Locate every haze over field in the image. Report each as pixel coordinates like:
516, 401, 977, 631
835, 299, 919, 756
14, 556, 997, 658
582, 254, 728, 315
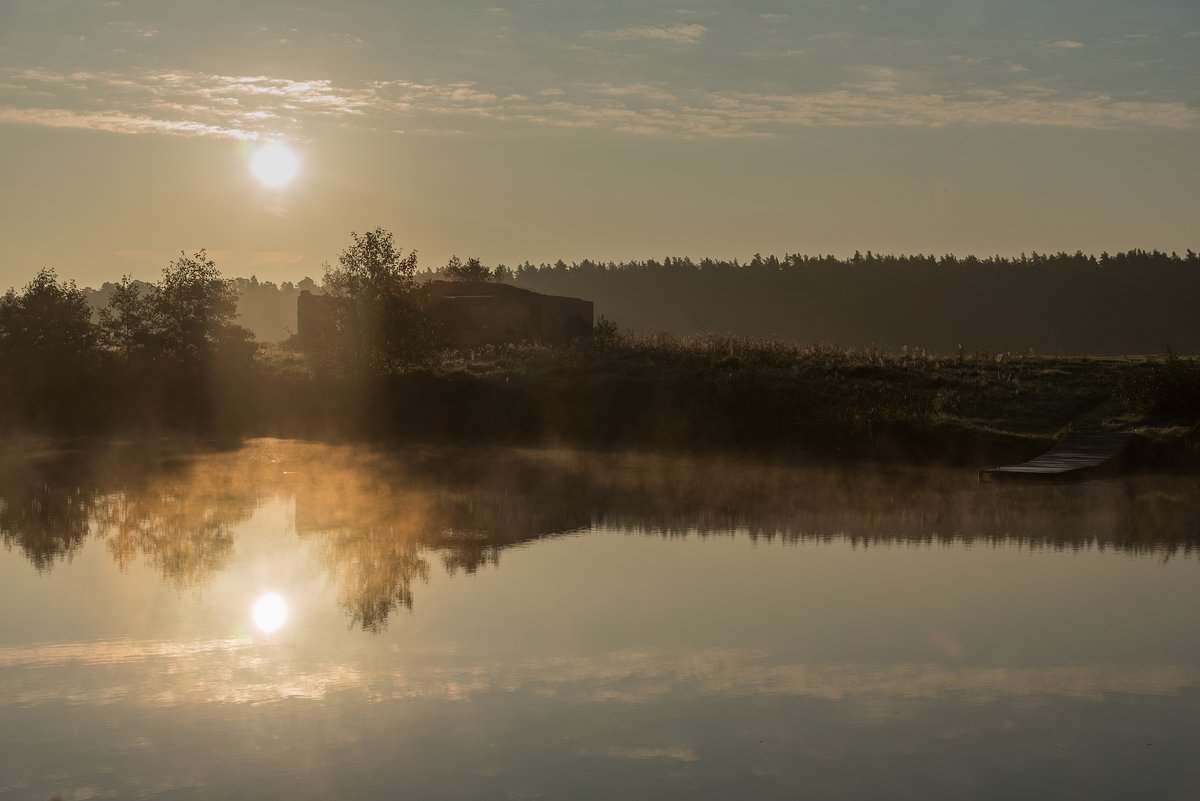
2, 0, 1199, 287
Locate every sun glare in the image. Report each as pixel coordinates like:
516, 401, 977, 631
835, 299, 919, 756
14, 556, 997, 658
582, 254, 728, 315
252, 592, 289, 633
250, 142, 299, 188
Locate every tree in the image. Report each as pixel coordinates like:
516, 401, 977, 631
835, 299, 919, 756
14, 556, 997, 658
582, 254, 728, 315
443, 255, 493, 282
324, 228, 419, 299
100, 250, 256, 369
0, 269, 97, 360
0, 269, 104, 429
318, 228, 433, 375
100, 277, 158, 357
157, 250, 254, 363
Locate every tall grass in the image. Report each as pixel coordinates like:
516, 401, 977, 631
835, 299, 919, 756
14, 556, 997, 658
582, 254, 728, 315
3, 322, 1196, 464
331, 332, 1146, 461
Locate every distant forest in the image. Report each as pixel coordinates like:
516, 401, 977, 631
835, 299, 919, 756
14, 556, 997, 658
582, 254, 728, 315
84, 249, 1198, 354
85, 276, 320, 343
512, 250, 1200, 354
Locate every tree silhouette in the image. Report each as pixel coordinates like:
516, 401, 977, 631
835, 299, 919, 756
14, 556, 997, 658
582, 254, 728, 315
443, 255, 493, 282
157, 250, 254, 363
0, 269, 103, 429
0, 269, 97, 358
99, 250, 255, 369
316, 228, 434, 375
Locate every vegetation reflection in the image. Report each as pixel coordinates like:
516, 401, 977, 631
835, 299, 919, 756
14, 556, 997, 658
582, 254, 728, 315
1, 441, 1197, 631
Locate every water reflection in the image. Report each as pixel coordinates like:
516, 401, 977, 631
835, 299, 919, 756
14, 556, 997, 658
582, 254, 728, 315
2, 441, 1200, 800
252, 593, 288, 632
1, 439, 1198, 631
0, 445, 245, 586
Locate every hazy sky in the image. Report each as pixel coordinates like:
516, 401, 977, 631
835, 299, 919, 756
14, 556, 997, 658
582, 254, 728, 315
1, 0, 1197, 287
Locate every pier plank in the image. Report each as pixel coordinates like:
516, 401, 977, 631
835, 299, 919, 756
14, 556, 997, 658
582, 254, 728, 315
980, 433, 1131, 483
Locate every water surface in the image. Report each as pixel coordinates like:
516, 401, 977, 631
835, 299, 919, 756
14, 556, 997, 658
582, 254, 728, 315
1, 440, 1198, 800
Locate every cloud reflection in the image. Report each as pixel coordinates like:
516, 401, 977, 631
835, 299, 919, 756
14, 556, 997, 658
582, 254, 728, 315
0, 639, 1194, 709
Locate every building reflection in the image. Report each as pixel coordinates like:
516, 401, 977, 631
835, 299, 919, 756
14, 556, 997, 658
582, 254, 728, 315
1, 441, 1197, 631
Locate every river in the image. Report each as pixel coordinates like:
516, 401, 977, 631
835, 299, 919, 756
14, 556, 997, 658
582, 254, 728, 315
1, 439, 1197, 799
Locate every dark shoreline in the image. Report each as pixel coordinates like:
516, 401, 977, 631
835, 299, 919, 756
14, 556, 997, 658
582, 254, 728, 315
5, 342, 1198, 473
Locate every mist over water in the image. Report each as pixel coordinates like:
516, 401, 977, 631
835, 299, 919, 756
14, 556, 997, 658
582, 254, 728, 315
1, 440, 1198, 799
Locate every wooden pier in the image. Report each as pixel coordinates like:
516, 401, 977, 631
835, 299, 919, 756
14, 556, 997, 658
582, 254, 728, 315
979, 433, 1132, 483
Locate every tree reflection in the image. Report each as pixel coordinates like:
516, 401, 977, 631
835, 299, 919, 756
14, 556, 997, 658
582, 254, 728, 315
291, 465, 432, 630
0, 441, 1197, 631
286, 447, 591, 630
94, 453, 257, 588
0, 455, 92, 570
0, 445, 250, 588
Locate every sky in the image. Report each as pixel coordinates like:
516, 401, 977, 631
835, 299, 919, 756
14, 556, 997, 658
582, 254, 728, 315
1, 0, 1198, 288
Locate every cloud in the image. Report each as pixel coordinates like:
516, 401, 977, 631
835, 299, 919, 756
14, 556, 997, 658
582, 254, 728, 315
686, 88, 1200, 134
945, 56, 1028, 75
326, 32, 367, 48
846, 65, 901, 93
0, 68, 378, 141
442, 85, 1200, 137
103, 20, 159, 38
587, 23, 708, 45
1047, 40, 1085, 49
810, 31, 855, 42
0, 106, 258, 140
743, 48, 807, 61
589, 82, 680, 103
586, 745, 699, 763
2, 66, 1197, 144
1107, 32, 1159, 46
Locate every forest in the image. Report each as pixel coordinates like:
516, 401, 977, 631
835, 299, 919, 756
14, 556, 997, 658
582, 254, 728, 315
512, 249, 1200, 354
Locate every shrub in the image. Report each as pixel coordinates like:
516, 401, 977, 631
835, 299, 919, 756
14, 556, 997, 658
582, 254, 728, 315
1117, 349, 1200, 421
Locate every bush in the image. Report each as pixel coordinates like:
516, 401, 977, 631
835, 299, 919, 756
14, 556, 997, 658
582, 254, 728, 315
1117, 350, 1200, 421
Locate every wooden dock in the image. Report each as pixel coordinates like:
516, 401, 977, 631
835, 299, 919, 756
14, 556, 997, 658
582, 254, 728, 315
979, 433, 1132, 483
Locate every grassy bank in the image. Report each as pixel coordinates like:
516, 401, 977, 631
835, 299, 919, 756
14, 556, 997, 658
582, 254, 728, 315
242, 335, 1199, 468
3, 321, 1197, 467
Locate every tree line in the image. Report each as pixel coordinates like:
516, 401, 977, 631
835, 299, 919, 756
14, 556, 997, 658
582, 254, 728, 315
0, 228, 439, 433
80, 251, 509, 343
81, 247, 1199, 354
508, 249, 1200, 354
0, 250, 257, 431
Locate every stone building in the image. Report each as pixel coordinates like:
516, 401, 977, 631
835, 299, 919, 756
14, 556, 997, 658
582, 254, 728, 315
297, 281, 593, 348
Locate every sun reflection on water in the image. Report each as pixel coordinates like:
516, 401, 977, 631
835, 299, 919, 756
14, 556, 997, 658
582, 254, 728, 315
252, 593, 288, 633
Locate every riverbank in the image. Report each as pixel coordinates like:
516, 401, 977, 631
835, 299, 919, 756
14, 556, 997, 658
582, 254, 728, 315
247, 337, 1199, 468
3, 334, 1197, 468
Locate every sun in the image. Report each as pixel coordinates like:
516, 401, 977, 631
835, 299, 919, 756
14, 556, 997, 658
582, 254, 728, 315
249, 142, 299, 188
252, 592, 289, 633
